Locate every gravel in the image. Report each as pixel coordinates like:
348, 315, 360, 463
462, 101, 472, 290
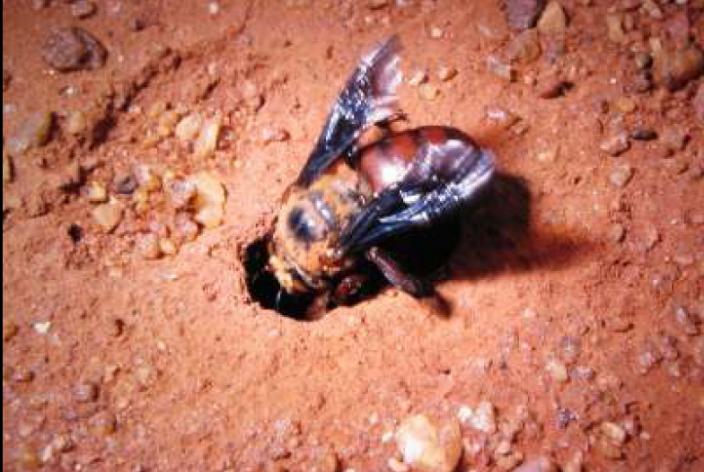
395, 414, 462, 472
537, 1, 567, 35
600, 132, 630, 156
609, 164, 634, 188
505, 0, 546, 30
6, 111, 54, 156
42, 28, 107, 72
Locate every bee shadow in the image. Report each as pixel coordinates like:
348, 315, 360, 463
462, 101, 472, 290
449, 172, 590, 283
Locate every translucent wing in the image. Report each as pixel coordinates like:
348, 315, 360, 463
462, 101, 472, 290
296, 36, 403, 187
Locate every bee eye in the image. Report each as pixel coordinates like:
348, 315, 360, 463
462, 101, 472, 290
288, 207, 325, 243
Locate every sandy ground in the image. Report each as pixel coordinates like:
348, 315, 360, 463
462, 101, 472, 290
3, 0, 704, 471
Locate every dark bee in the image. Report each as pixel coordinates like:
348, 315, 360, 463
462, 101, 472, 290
248, 36, 495, 317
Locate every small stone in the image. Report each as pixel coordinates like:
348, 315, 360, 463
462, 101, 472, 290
71, 1, 97, 19
608, 223, 626, 243
166, 179, 197, 209
437, 65, 457, 82
159, 238, 178, 256
134, 165, 161, 192
65, 110, 87, 135
630, 128, 657, 141
190, 171, 226, 228
260, 127, 290, 144
634, 52, 652, 70
674, 306, 699, 336
470, 401, 497, 433
600, 132, 630, 156
538, 78, 570, 98
92, 200, 124, 233
642, 0, 663, 19
514, 457, 559, 472
506, 29, 542, 64
207, 1, 220, 15
419, 83, 439, 100
545, 358, 569, 383
173, 212, 200, 243
536, 147, 558, 163
609, 164, 634, 188
136, 233, 161, 260
89, 411, 117, 437
657, 43, 704, 91
42, 27, 107, 72
487, 55, 514, 81
506, 0, 546, 31
595, 436, 623, 460
606, 14, 625, 43
85, 181, 108, 203
193, 114, 222, 159
113, 173, 138, 195
407, 69, 428, 86
537, 1, 567, 35
33, 321, 52, 334
613, 96, 636, 114
485, 105, 520, 128
6, 111, 54, 156
600, 421, 627, 445
429, 26, 444, 39
156, 109, 180, 138
660, 126, 688, 153
395, 414, 462, 472
73, 382, 99, 403
643, 227, 660, 250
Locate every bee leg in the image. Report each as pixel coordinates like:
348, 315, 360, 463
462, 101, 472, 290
332, 273, 370, 306
366, 246, 432, 297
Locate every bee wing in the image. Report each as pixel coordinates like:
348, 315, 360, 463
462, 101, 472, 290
296, 36, 403, 187
337, 141, 496, 254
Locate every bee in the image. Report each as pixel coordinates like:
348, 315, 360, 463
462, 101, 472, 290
247, 36, 495, 317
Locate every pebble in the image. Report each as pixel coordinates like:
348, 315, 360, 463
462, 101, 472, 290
167, 179, 197, 209
71, 0, 97, 19
609, 164, 634, 188
505, 0, 546, 30
536, 147, 558, 163
260, 127, 290, 144
73, 382, 99, 403
600, 421, 627, 445
657, 43, 704, 91
395, 414, 462, 472
606, 14, 625, 43
159, 238, 178, 256
673, 306, 699, 336
89, 411, 117, 437
487, 55, 514, 81
33, 320, 52, 334
607, 223, 626, 243
136, 233, 161, 260
65, 110, 88, 135
92, 200, 124, 232
659, 126, 688, 153
600, 132, 630, 156
407, 69, 428, 86
173, 212, 200, 243
113, 173, 138, 195
437, 65, 457, 82
506, 29, 542, 64
419, 83, 439, 100
469, 401, 497, 433
193, 114, 222, 159
630, 128, 657, 141
85, 181, 108, 203
634, 52, 652, 70
643, 227, 660, 250
642, 0, 663, 19
41, 27, 107, 72
537, 1, 567, 35
514, 457, 559, 472
190, 171, 226, 228
595, 436, 623, 460
429, 26, 444, 39
545, 358, 569, 383
6, 111, 54, 156
613, 96, 636, 114
134, 165, 161, 192
538, 78, 570, 98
